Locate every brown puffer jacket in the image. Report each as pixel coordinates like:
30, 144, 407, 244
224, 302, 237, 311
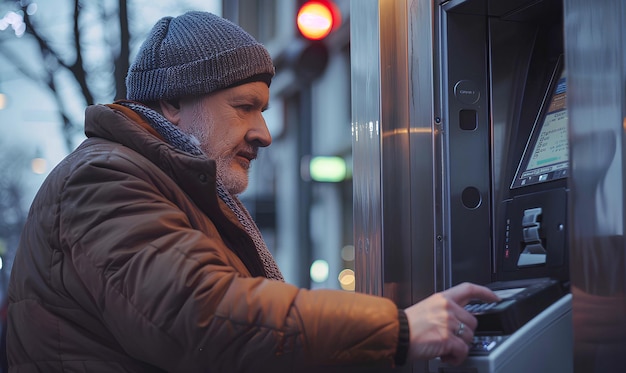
7, 104, 402, 372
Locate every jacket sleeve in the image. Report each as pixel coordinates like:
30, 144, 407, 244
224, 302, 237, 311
59, 146, 401, 373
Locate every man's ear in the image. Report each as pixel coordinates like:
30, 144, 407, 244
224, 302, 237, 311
159, 99, 181, 125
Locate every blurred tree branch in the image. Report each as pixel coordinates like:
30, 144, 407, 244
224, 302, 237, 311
0, 0, 130, 152
0, 141, 29, 275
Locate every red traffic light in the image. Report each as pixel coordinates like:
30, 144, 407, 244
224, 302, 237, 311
297, 1, 342, 40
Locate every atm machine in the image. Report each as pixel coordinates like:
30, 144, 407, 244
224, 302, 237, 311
429, 2, 573, 371
351, 0, 582, 372
429, 1, 573, 371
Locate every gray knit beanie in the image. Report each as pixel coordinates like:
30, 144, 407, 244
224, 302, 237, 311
126, 11, 275, 102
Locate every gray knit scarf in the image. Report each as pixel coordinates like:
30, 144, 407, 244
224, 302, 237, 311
120, 101, 284, 282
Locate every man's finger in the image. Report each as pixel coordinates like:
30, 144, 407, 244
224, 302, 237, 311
443, 282, 500, 306
439, 337, 470, 366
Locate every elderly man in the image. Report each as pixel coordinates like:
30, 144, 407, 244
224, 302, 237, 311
7, 11, 498, 372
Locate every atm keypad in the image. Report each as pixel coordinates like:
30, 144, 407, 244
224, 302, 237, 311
465, 302, 497, 313
464, 299, 515, 314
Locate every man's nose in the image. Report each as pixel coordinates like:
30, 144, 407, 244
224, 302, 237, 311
247, 116, 272, 147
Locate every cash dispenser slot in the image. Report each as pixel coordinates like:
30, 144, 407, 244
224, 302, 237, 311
500, 188, 568, 282
518, 207, 548, 267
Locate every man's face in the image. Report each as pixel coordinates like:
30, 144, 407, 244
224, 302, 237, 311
177, 81, 272, 195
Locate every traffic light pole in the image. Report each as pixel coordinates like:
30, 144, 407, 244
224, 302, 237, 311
296, 84, 314, 288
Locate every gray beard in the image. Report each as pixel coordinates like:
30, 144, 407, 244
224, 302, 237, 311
186, 134, 249, 196
215, 155, 249, 195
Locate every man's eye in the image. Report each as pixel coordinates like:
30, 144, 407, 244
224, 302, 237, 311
238, 105, 255, 112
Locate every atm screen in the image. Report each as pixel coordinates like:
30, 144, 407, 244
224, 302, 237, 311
511, 67, 567, 189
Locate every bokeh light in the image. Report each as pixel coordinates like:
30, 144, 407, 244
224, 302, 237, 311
338, 269, 355, 291
310, 259, 329, 283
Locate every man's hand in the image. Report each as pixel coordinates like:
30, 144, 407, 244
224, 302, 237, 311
404, 282, 500, 366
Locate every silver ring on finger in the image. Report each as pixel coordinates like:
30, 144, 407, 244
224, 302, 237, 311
455, 321, 465, 337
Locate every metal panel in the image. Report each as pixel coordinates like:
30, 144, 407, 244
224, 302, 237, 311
351, 0, 438, 308
407, 0, 438, 302
440, 8, 492, 287
351, 0, 384, 297
564, 0, 626, 370
379, 0, 412, 307
352, 1, 438, 371
378, 0, 413, 309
